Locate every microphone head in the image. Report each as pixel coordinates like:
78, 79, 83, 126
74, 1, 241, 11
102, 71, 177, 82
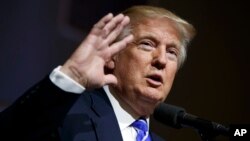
153, 103, 185, 129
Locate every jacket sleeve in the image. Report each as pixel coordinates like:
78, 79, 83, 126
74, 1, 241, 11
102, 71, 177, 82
0, 76, 81, 141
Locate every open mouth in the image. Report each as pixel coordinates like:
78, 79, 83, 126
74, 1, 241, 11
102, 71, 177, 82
146, 74, 163, 87
148, 75, 163, 83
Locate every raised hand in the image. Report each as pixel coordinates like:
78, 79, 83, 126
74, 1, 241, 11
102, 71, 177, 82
60, 13, 133, 89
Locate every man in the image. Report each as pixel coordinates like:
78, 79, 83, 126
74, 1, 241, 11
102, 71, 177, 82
0, 5, 195, 141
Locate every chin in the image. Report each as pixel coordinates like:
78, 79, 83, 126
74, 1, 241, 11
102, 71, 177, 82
142, 87, 165, 103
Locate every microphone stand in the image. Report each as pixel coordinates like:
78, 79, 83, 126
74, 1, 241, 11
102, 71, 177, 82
153, 103, 230, 141
180, 113, 230, 141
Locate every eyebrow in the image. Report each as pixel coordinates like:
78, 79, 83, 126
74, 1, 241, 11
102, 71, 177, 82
134, 32, 159, 43
135, 33, 181, 49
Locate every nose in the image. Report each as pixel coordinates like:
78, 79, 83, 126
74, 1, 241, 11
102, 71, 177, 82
152, 47, 167, 70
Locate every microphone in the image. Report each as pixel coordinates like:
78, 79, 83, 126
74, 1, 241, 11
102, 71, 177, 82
153, 103, 230, 136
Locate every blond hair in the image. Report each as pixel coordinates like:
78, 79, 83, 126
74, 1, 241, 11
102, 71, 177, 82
120, 5, 196, 68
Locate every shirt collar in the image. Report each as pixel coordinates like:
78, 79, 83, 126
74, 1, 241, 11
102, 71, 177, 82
103, 85, 149, 131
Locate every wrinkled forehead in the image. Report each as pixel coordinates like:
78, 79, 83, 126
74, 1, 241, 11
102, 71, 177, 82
131, 17, 182, 46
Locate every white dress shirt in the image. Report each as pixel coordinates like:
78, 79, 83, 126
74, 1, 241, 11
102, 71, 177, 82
49, 66, 150, 141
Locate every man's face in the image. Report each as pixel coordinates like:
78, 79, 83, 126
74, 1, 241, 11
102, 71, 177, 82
111, 17, 181, 116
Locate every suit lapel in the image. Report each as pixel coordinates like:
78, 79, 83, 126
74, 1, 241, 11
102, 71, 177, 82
86, 88, 165, 141
89, 88, 123, 141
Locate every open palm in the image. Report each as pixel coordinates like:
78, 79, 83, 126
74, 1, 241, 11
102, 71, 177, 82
61, 13, 133, 89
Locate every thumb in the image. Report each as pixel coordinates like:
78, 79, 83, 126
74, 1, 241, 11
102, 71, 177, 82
104, 74, 118, 85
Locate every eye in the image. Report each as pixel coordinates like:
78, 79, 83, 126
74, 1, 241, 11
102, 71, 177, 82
137, 39, 155, 51
166, 47, 178, 60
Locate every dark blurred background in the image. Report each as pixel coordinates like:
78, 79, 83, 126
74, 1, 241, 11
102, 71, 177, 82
0, 0, 249, 141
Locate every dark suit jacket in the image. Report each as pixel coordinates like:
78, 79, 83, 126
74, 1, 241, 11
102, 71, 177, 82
0, 76, 165, 141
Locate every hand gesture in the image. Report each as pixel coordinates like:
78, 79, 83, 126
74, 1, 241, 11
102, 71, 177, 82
61, 13, 133, 89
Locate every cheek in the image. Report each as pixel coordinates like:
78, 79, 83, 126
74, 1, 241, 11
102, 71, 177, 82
115, 50, 151, 80
115, 60, 145, 85
113, 57, 138, 87
163, 63, 178, 89
168, 68, 177, 81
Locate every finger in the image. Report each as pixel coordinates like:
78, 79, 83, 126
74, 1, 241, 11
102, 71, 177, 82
102, 14, 125, 38
104, 74, 118, 85
105, 60, 115, 69
109, 34, 134, 56
93, 13, 113, 29
105, 16, 130, 44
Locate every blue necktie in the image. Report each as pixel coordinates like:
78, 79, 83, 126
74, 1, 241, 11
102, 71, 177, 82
131, 118, 151, 141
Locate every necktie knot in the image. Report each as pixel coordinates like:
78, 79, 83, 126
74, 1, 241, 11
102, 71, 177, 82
131, 118, 148, 132
131, 118, 151, 141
